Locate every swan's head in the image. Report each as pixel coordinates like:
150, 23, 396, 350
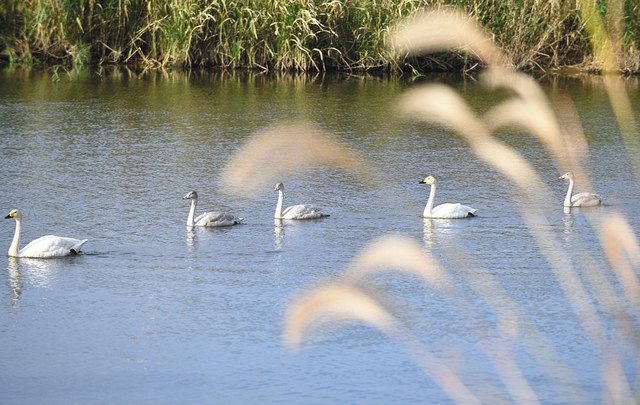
274, 182, 284, 191
183, 191, 198, 200
559, 172, 574, 180
4, 209, 20, 220
419, 176, 436, 185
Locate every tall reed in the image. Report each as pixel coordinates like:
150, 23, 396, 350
218, 121, 376, 198
275, 6, 640, 404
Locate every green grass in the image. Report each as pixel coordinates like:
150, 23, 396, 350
0, 0, 639, 73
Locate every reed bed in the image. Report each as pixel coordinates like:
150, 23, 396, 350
1, 0, 639, 73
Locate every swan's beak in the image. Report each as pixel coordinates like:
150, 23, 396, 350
4, 214, 11, 219
418, 180, 425, 184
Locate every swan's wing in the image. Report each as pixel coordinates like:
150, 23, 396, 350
20, 235, 87, 258
431, 203, 477, 219
195, 211, 243, 226
282, 204, 328, 220
571, 192, 602, 207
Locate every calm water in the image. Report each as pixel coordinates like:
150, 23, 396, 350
0, 70, 638, 404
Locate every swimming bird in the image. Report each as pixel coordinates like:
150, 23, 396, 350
183, 191, 243, 227
419, 176, 477, 219
4, 209, 88, 258
559, 172, 602, 207
274, 182, 329, 220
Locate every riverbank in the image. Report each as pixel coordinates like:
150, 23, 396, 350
1, 1, 639, 74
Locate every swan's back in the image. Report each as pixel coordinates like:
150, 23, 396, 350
571, 192, 602, 207
429, 203, 477, 219
194, 211, 243, 227
282, 204, 328, 220
19, 235, 88, 258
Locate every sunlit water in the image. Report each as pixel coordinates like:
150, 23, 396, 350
0, 70, 638, 403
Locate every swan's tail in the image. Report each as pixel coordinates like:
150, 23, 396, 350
236, 218, 244, 224
70, 239, 88, 255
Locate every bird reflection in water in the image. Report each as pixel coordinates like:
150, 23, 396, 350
423, 218, 459, 251
562, 206, 574, 241
274, 219, 285, 251
185, 228, 197, 252
422, 218, 436, 247
7, 257, 22, 307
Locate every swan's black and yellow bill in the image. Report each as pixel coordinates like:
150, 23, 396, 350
4, 214, 10, 219
418, 180, 426, 184
5, 209, 17, 219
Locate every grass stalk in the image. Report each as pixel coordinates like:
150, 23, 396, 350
0, 1, 638, 73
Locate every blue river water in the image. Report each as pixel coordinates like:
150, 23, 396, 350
0, 70, 638, 403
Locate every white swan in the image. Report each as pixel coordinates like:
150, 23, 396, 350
274, 182, 329, 220
559, 172, 602, 207
419, 176, 477, 219
4, 209, 88, 258
183, 191, 243, 227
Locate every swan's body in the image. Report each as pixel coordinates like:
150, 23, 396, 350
419, 176, 477, 219
183, 191, 243, 227
5, 209, 87, 258
274, 182, 328, 220
559, 172, 602, 207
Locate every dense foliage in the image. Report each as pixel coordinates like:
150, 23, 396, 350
1, 0, 638, 73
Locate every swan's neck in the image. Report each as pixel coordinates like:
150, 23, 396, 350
275, 190, 284, 219
187, 199, 197, 227
8, 218, 21, 257
423, 183, 436, 217
563, 178, 574, 207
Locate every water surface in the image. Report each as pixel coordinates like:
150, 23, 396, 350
0, 70, 638, 403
